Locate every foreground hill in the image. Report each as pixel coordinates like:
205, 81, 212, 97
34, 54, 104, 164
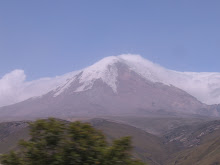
0, 121, 29, 153
105, 116, 212, 135
89, 118, 169, 165
164, 120, 220, 165
0, 118, 167, 165
1, 117, 220, 165
167, 136, 220, 165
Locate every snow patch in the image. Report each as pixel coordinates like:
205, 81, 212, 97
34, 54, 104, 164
75, 56, 119, 93
53, 78, 75, 97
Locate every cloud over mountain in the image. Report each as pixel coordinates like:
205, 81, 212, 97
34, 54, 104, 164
0, 69, 74, 107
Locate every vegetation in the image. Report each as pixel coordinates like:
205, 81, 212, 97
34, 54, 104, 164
0, 118, 145, 165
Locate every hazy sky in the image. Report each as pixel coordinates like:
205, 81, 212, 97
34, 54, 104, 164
1, 0, 220, 80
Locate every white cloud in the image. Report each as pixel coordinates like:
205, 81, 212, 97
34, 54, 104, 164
0, 70, 26, 106
0, 69, 76, 107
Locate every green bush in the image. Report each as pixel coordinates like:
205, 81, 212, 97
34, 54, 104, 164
0, 118, 145, 165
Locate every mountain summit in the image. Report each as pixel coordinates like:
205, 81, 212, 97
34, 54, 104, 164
0, 54, 220, 120
53, 55, 166, 96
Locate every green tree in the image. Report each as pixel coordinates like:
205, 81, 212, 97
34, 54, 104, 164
0, 118, 145, 165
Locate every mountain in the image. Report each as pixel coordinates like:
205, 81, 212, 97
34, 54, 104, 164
2, 54, 220, 108
0, 55, 219, 120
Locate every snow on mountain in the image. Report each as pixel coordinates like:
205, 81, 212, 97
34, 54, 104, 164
119, 55, 220, 105
53, 56, 119, 96
1, 54, 220, 107
52, 54, 220, 105
75, 56, 119, 93
52, 55, 163, 97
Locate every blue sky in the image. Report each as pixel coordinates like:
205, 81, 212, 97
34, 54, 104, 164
0, 0, 220, 80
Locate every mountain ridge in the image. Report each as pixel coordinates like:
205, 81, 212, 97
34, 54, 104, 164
2, 54, 220, 107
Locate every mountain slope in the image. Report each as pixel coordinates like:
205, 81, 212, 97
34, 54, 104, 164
89, 118, 170, 165
104, 116, 212, 136
0, 121, 29, 153
165, 120, 220, 165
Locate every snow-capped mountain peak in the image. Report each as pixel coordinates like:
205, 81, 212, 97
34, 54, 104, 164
2, 54, 220, 107
1, 54, 220, 120
53, 54, 167, 96
75, 56, 120, 93
53, 56, 120, 96
52, 54, 220, 105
